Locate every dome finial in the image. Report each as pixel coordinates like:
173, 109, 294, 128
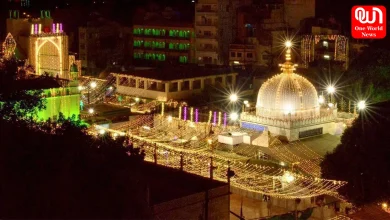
280, 40, 296, 74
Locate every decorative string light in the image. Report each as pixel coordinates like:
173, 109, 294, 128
161, 102, 164, 116
190, 107, 194, 122
208, 111, 212, 124
90, 115, 347, 199
2, 33, 16, 59
218, 112, 222, 126
183, 106, 187, 121
195, 109, 199, 123
179, 106, 182, 120
213, 111, 217, 125
223, 112, 227, 127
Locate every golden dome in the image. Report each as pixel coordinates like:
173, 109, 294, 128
256, 48, 319, 119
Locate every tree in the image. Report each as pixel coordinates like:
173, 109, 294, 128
344, 48, 390, 103
0, 59, 47, 121
321, 101, 390, 205
0, 116, 150, 219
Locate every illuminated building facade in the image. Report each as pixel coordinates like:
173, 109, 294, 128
240, 46, 340, 142
28, 23, 70, 79
132, 24, 195, 64
300, 26, 349, 69
6, 10, 53, 59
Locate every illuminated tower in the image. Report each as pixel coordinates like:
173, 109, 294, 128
28, 23, 70, 79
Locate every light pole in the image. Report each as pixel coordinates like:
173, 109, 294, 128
326, 85, 335, 104
357, 100, 366, 111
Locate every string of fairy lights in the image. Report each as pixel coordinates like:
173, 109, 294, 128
90, 108, 347, 199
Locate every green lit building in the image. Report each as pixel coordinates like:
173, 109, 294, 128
132, 22, 195, 64
37, 85, 80, 121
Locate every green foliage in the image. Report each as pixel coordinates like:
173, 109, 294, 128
0, 116, 149, 218
344, 48, 390, 103
321, 101, 390, 205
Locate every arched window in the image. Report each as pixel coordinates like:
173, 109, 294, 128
169, 43, 174, 49
179, 43, 184, 50
169, 30, 175, 37
179, 31, 184, 37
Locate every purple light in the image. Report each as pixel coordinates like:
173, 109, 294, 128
223, 112, 227, 126
213, 111, 217, 125
195, 109, 199, 123
35, 24, 38, 34
184, 107, 187, 121
60, 23, 63, 33
52, 23, 55, 33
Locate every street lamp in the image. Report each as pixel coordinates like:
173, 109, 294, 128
90, 81, 97, 89
230, 112, 239, 121
326, 85, 336, 103
358, 100, 366, 110
229, 93, 238, 102
285, 41, 292, 48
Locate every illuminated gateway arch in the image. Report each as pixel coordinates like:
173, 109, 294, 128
28, 23, 69, 79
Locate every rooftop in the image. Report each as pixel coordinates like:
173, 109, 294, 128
112, 64, 237, 81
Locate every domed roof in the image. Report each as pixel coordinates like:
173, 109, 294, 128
256, 49, 319, 119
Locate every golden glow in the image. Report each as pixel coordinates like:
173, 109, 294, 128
230, 112, 239, 121
358, 100, 366, 110
327, 85, 336, 94
90, 115, 347, 199
229, 94, 238, 102
285, 41, 292, 48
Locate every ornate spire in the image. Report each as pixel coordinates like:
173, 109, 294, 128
280, 41, 297, 74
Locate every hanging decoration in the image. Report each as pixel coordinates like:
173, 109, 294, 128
190, 107, 194, 122
183, 106, 187, 121
195, 109, 199, 123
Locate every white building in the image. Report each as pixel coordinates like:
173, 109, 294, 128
194, 0, 238, 65
240, 43, 340, 142
113, 65, 237, 101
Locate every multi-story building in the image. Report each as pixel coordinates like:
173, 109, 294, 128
6, 10, 53, 58
300, 19, 349, 69
229, 0, 315, 67
132, 22, 195, 64
78, 17, 132, 75
194, 0, 238, 65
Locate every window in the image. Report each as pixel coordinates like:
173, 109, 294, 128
323, 41, 329, 48
247, 53, 253, 58
179, 56, 188, 63
237, 52, 242, 58
230, 52, 236, 57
